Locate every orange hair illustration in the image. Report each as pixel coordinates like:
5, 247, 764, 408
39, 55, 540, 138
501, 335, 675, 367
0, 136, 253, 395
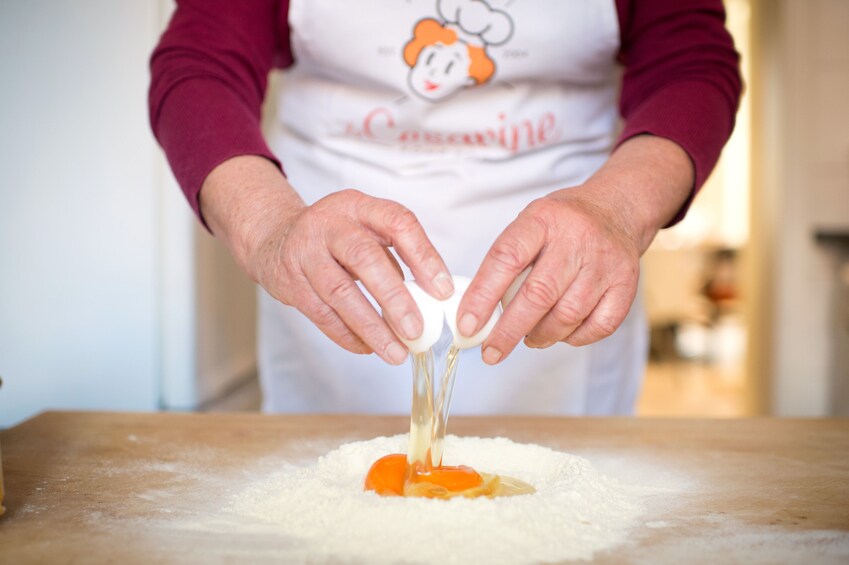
403, 19, 495, 85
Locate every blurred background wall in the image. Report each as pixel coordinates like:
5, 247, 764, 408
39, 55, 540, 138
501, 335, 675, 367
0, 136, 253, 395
0, 0, 257, 426
755, 0, 849, 416
1, 0, 847, 427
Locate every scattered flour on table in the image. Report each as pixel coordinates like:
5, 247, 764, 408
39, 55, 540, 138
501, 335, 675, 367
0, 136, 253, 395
225, 435, 643, 564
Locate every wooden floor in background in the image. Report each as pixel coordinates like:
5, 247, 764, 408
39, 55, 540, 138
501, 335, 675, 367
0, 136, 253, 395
638, 361, 747, 417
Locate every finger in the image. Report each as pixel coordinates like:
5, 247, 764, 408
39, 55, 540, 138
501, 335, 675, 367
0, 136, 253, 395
524, 269, 606, 348
292, 285, 372, 355
358, 198, 454, 300
328, 227, 423, 342
304, 255, 409, 365
384, 248, 404, 278
563, 281, 637, 347
479, 247, 580, 364
348, 248, 404, 281
456, 209, 548, 340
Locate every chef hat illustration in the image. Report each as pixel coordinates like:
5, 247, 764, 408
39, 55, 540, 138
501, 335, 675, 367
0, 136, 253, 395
437, 0, 514, 47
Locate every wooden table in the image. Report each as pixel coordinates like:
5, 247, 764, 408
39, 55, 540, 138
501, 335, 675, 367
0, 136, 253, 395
1, 412, 848, 563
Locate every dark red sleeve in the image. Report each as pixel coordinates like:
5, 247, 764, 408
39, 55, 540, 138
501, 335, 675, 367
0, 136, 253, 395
148, 0, 293, 227
615, 0, 742, 226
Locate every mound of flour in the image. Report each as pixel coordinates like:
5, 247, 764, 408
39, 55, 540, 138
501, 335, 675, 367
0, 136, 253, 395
226, 435, 643, 564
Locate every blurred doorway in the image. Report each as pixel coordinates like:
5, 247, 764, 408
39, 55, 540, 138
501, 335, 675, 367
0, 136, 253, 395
638, 0, 753, 417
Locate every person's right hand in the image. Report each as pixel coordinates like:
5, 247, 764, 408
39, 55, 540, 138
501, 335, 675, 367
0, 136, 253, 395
200, 157, 454, 366
252, 189, 455, 364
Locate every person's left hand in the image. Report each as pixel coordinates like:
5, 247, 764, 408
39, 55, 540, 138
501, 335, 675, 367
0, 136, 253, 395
454, 135, 694, 364
454, 183, 641, 364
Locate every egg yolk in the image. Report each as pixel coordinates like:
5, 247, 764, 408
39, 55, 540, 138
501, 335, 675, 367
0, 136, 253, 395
364, 453, 485, 498
363, 453, 408, 496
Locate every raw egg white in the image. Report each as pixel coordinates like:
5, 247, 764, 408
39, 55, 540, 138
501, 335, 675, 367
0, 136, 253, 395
371, 276, 536, 499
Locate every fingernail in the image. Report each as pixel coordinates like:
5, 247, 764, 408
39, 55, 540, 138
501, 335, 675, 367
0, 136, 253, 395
433, 272, 454, 298
400, 313, 421, 340
386, 342, 408, 365
483, 346, 502, 365
458, 313, 478, 337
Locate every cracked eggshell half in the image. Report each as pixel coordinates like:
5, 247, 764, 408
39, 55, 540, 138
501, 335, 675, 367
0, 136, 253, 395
444, 275, 501, 349
399, 280, 445, 354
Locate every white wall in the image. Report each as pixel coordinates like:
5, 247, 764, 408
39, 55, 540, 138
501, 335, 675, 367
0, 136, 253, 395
765, 0, 849, 415
0, 1, 262, 426
0, 1, 164, 426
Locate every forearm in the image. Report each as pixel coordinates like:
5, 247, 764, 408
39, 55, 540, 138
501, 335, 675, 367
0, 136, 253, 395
553, 134, 694, 254
149, 1, 286, 224
614, 0, 740, 227
199, 155, 305, 280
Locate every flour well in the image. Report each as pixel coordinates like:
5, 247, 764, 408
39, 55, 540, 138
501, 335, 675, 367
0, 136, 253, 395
227, 435, 643, 564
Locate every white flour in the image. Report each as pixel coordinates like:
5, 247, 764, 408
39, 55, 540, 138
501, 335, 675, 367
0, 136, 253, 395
226, 435, 643, 564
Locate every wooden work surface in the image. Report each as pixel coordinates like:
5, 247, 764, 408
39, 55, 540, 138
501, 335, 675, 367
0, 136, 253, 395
1, 412, 848, 563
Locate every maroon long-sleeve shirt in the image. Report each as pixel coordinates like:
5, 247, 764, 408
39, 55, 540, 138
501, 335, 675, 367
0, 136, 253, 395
149, 0, 741, 227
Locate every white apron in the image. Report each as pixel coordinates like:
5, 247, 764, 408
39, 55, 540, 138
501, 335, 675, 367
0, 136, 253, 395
260, 0, 647, 415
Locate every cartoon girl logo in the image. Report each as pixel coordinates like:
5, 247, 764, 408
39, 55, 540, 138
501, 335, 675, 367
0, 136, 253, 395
403, 0, 514, 102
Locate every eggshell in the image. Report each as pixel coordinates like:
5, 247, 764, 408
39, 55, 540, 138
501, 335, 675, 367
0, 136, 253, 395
444, 275, 501, 349
500, 267, 532, 310
398, 280, 445, 354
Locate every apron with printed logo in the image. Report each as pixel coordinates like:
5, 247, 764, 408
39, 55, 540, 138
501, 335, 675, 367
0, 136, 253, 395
260, 0, 647, 415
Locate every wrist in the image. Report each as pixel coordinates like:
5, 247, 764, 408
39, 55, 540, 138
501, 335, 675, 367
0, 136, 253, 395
554, 135, 694, 254
199, 155, 305, 280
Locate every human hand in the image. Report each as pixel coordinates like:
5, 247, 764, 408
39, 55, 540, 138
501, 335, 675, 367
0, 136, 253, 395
455, 135, 694, 364
456, 184, 642, 364
199, 156, 454, 366
246, 188, 454, 365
